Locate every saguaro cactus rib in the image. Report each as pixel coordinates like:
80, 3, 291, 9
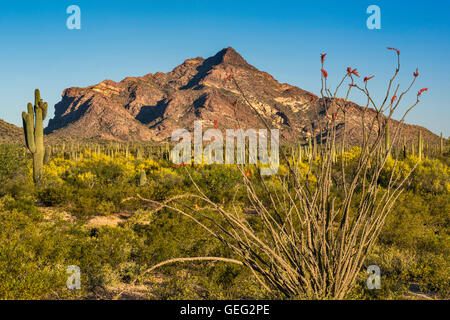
22, 89, 47, 185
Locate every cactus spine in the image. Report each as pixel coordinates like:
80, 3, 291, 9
22, 89, 47, 185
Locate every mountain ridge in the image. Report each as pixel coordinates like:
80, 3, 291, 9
0, 119, 23, 144
44, 47, 440, 145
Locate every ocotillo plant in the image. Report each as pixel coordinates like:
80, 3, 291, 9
22, 89, 48, 185
133, 48, 428, 300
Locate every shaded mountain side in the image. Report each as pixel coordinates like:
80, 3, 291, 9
45, 47, 440, 145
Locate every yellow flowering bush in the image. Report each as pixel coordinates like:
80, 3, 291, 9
44, 158, 75, 184
409, 157, 450, 194
340, 146, 362, 163
44, 152, 161, 186
379, 156, 412, 187
76, 172, 95, 189
136, 159, 159, 174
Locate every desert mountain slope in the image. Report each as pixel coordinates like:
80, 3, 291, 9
0, 119, 23, 144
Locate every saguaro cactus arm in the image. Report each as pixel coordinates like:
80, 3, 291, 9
22, 103, 36, 153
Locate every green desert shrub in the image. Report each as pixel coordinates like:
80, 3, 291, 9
37, 185, 72, 206
0, 143, 30, 198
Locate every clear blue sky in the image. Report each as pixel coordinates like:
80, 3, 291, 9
0, 0, 448, 136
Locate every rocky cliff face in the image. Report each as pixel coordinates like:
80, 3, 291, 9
45, 47, 439, 145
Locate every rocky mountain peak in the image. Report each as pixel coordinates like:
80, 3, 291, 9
44, 48, 440, 145
213, 47, 250, 67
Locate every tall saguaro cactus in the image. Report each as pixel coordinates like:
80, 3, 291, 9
22, 89, 47, 185
418, 131, 423, 161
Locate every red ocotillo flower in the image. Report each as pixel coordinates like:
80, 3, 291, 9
321, 53, 327, 64
364, 75, 375, 83
321, 69, 328, 78
226, 74, 233, 80
391, 95, 397, 104
347, 67, 360, 77
413, 68, 419, 78
214, 120, 218, 129
387, 47, 400, 55
417, 88, 428, 96
310, 93, 318, 101
245, 169, 250, 178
